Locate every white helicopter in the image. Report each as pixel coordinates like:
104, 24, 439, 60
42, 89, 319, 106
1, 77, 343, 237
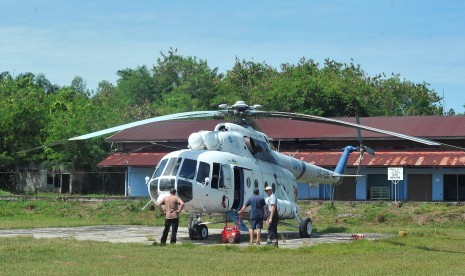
70, 101, 463, 240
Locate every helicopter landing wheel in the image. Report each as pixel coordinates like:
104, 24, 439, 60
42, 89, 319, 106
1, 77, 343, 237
299, 217, 313, 238
197, 224, 209, 240
188, 214, 198, 240
188, 228, 198, 240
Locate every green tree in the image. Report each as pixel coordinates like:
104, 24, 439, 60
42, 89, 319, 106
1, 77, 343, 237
152, 48, 222, 113
116, 65, 156, 106
0, 73, 50, 170
217, 58, 278, 108
44, 82, 108, 171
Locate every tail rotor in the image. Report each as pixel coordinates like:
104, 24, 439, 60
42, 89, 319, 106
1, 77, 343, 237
355, 114, 375, 182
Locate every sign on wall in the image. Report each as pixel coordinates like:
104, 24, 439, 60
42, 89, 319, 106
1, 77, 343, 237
388, 167, 403, 181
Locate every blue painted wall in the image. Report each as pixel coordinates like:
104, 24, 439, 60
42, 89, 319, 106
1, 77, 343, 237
127, 167, 153, 197
356, 176, 367, 200
432, 172, 444, 201
297, 183, 320, 199
391, 179, 406, 201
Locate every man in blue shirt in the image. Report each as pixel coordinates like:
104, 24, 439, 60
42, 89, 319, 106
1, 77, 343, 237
238, 188, 266, 245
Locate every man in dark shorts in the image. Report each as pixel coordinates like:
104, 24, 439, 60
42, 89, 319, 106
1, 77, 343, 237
238, 188, 266, 245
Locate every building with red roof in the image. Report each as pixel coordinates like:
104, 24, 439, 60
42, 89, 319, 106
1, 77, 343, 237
98, 116, 465, 202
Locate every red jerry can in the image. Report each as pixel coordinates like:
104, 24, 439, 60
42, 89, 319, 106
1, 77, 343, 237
221, 225, 241, 244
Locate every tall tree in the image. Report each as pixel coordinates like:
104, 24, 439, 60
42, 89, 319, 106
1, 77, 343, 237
44, 84, 108, 171
0, 73, 50, 170
152, 48, 221, 113
217, 58, 278, 107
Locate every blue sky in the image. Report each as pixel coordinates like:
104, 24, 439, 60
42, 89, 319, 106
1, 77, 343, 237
1, 0, 464, 113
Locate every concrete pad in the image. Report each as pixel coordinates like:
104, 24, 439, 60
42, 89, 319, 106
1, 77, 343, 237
0, 225, 391, 249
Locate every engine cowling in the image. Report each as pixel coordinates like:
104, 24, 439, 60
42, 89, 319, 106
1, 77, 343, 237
188, 131, 220, 150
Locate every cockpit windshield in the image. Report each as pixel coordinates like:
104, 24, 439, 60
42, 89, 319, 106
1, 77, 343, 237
162, 157, 182, 177
152, 158, 168, 179
179, 158, 197, 179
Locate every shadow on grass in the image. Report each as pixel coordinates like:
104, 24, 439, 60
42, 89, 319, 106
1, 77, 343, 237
386, 239, 465, 254
414, 245, 465, 254
317, 226, 347, 233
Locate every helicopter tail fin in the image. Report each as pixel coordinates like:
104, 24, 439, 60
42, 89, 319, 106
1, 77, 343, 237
334, 146, 358, 174
226, 210, 248, 231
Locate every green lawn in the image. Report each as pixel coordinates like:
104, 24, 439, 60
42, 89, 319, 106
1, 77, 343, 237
1, 234, 465, 275
1, 198, 465, 275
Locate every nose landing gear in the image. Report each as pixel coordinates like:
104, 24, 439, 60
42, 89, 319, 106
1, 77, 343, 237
188, 214, 209, 240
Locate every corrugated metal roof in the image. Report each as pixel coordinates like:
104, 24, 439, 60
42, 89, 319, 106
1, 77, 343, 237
258, 116, 465, 140
97, 152, 166, 167
98, 150, 465, 167
107, 120, 223, 142
105, 116, 465, 142
284, 150, 465, 167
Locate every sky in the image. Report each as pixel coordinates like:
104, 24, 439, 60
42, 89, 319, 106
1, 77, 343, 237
1, 0, 464, 113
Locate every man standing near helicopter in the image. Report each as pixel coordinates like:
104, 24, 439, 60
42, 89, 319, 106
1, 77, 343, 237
157, 188, 185, 245
238, 188, 266, 245
265, 186, 279, 246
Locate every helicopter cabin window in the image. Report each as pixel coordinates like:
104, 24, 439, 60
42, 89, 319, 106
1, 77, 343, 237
246, 177, 251, 188
196, 162, 210, 184
211, 163, 220, 189
162, 157, 182, 177
153, 159, 168, 179
179, 158, 197, 180
218, 164, 232, 189
254, 179, 258, 189
264, 181, 268, 190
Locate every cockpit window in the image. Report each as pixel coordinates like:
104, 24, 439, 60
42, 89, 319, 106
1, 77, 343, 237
162, 157, 182, 177
218, 164, 232, 189
196, 162, 210, 184
179, 158, 197, 180
153, 159, 168, 178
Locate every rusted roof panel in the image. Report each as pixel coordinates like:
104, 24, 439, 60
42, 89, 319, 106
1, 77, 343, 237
281, 150, 465, 167
98, 150, 465, 167
97, 152, 167, 167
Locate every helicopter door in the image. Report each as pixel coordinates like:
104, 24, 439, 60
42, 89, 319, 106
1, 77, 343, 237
211, 163, 234, 209
232, 167, 244, 210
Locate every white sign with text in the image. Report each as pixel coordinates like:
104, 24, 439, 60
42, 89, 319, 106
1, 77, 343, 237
388, 167, 403, 181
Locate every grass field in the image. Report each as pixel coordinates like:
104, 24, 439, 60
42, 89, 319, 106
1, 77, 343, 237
1, 197, 465, 275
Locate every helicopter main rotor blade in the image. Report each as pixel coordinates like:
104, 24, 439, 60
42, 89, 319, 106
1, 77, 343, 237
17, 140, 68, 154
254, 111, 465, 151
69, 110, 224, 141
